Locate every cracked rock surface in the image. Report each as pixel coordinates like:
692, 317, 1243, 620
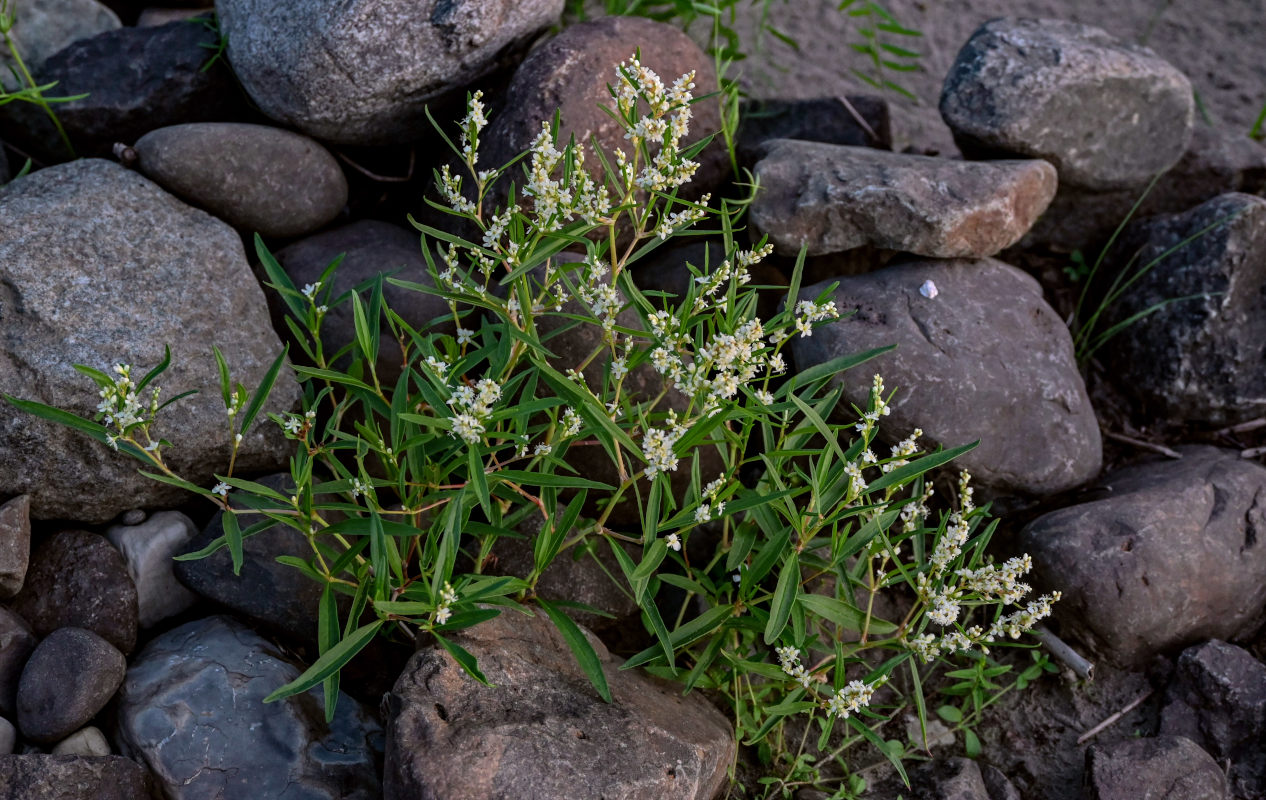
116, 615, 382, 800
791, 257, 1100, 496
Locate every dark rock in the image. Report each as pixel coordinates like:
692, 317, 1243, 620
216, 0, 563, 144
105, 511, 198, 629
0, 159, 300, 522
117, 615, 381, 800
1083, 735, 1226, 800
0, 141, 8, 183
736, 95, 891, 165
1, 18, 252, 160
273, 219, 453, 384
0, 754, 156, 799
12, 530, 138, 654
913, 757, 991, 799
0, 0, 118, 75
1024, 124, 1266, 253
482, 16, 726, 203
1162, 639, 1266, 796
1021, 447, 1266, 668
133, 122, 347, 238
978, 764, 1021, 800
750, 139, 1056, 258
791, 258, 1101, 496
0, 718, 12, 755
383, 609, 734, 800
940, 18, 1193, 191
0, 494, 30, 597
16, 628, 126, 744
50, 726, 110, 757
1102, 192, 1266, 426
174, 474, 323, 644
0, 609, 37, 719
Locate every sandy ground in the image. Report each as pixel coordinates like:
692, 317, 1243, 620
723, 0, 1266, 153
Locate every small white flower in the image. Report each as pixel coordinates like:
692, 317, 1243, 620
666, 533, 682, 551
211, 482, 230, 496
456, 328, 475, 345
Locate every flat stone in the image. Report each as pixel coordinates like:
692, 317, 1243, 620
0, 494, 31, 597
50, 726, 110, 757
117, 615, 381, 800
1020, 447, 1266, 668
12, 530, 137, 654
0, 609, 36, 719
751, 140, 1055, 258
17, 628, 125, 744
1084, 735, 1226, 800
1101, 192, 1266, 426
105, 511, 199, 629
940, 17, 1193, 191
0, 0, 119, 75
384, 610, 734, 800
913, 757, 991, 800
216, 0, 563, 144
736, 95, 891, 165
133, 122, 347, 238
0, 159, 299, 522
791, 258, 1101, 496
0, 755, 154, 799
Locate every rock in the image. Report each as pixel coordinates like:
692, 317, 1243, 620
0, 0, 119, 76
1083, 735, 1226, 800
736, 95, 891, 165
913, 757, 991, 800
0, 159, 300, 522
136, 6, 208, 25
791, 258, 1101, 496
750, 139, 1056, 258
1162, 639, 1266, 796
1024, 125, 1266, 252
16, 628, 126, 744
0, 754, 155, 798
12, 530, 137, 654
133, 123, 347, 238
978, 764, 1021, 800
1021, 447, 1266, 668
117, 615, 381, 800
0, 494, 30, 597
105, 511, 199, 629
174, 474, 324, 644
1101, 192, 1266, 426
0, 609, 36, 719
118, 509, 146, 526
50, 726, 110, 757
481, 16, 726, 202
0, 718, 11, 755
216, 0, 562, 145
0, 140, 8, 183
383, 609, 734, 800
273, 220, 452, 384
940, 18, 1193, 191
0, 17, 251, 160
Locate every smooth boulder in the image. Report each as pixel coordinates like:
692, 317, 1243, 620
940, 18, 1193, 191
1083, 735, 1226, 800
133, 122, 348, 238
16, 628, 126, 744
1020, 447, 1266, 667
791, 258, 1101, 496
384, 610, 734, 800
105, 511, 199, 629
215, 0, 563, 144
0, 159, 299, 522
117, 615, 381, 800
750, 140, 1056, 258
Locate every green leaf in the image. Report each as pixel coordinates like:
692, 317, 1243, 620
936, 704, 963, 723
222, 509, 244, 576
239, 345, 289, 434
865, 441, 977, 494
848, 715, 908, 785
798, 593, 896, 635
433, 633, 493, 686
256, 234, 305, 320
263, 619, 384, 703
622, 603, 733, 670
136, 345, 172, 392
538, 599, 612, 703
764, 554, 800, 644
213, 345, 232, 409
780, 345, 895, 397
492, 470, 614, 491
2, 395, 109, 443
318, 584, 340, 722
964, 728, 981, 758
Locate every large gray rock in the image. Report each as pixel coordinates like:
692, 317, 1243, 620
750, 140, 1056, 258
117, 615, 381, 800
0, 608, 37, 719
0, 494, 30, 598
12, 530, 138, 655
105, 511, 199, 629
0, 754, 156, 799
384, 610, 734, 800
1102, 192, 1266, 426
133, 122, 348, 238
791, 258, 1101, 496
1083, 735, 1226, 800
0, 159, 299, 522
0, 0, 119, 77
215, 0, 563, 144
1021, 447, 1266, 668
940, 18, 1193, 191
16, 628, 126, 744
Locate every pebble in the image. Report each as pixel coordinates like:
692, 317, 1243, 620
16, 627, 126, 744
105, 511, 199, 628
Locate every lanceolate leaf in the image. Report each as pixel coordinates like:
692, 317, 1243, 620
264, 619, 383, 703
538, 599, 612, 703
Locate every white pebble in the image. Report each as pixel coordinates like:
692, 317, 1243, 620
919, 279, 939, 299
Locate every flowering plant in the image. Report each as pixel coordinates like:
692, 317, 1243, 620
6, 56, 1056, 796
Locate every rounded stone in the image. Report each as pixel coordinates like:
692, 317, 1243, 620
51, 725, 111, 756
105, 511, 199, 629
16, 628, 126, 744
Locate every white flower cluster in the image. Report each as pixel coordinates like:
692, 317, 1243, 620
854, 374, 892, 437
615, 56, 699, 192
643, 413, 687, 477
825, 677, 885, 720
446, 378, 502, 445
775, 646, 814, 689
435, 582, 459, 625
95, 364, 164, 452
792, 299, 840, 338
